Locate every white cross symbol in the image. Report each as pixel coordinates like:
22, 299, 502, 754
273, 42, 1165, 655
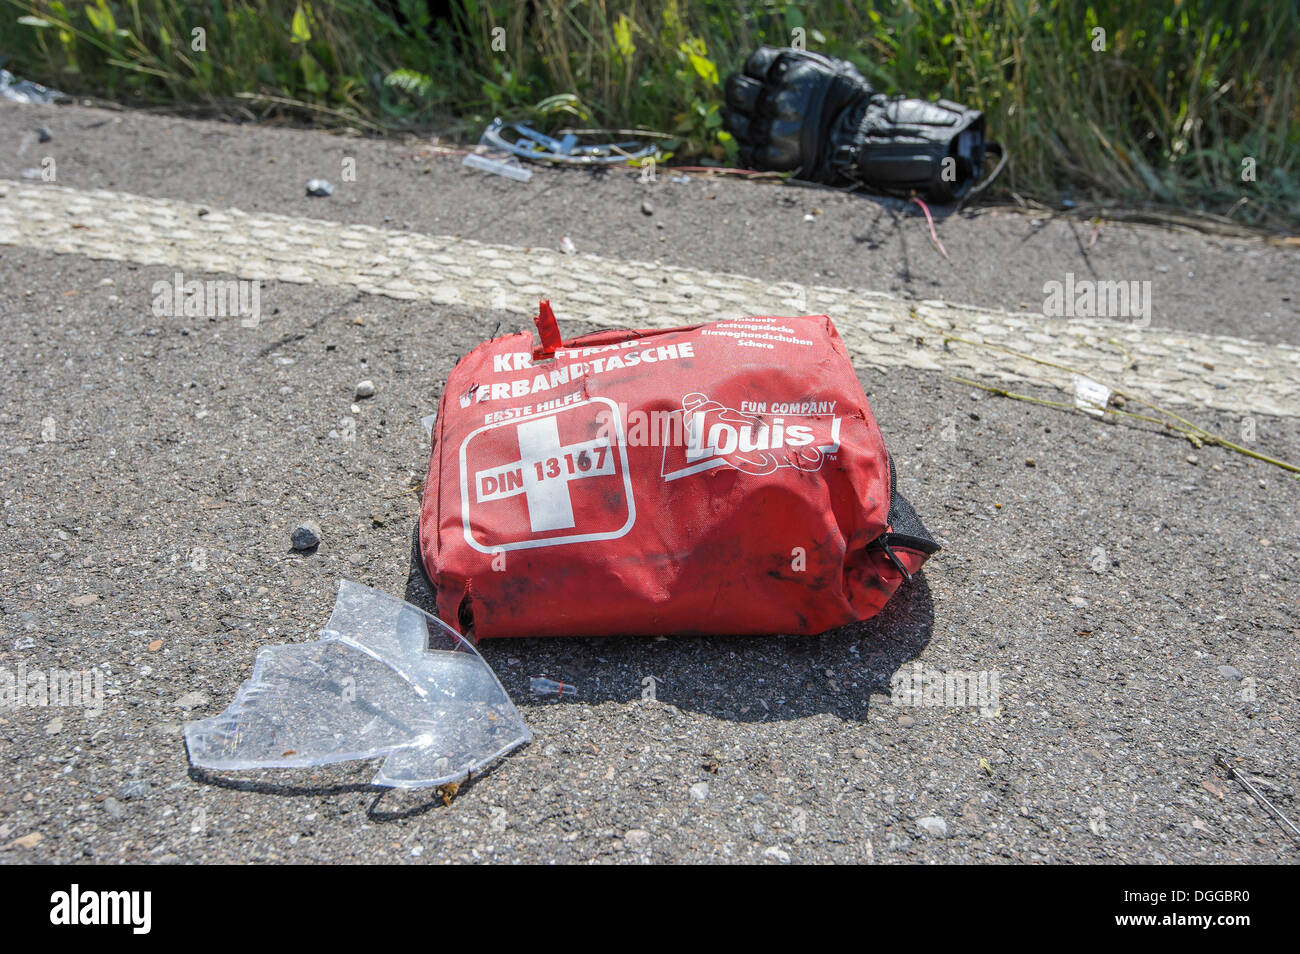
475, 415, 613, 532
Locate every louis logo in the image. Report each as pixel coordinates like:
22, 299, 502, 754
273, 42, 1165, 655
661, 392, 842, 481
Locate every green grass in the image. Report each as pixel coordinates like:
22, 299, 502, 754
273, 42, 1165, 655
2, 0, 1297, 227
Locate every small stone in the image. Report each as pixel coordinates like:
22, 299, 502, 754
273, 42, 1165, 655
1068, 595, 1089, 608
917, 815, 949, 838
1186, 454, 1199, 466
38, 126, 52, 143
688, 781, 709, 801
175, 691, 211, 710
306, 179, 334, 197
348, 552, 366, 566
897, 715, 915, 728
355, 380, 376, 399
292, 520, 321, 551
624, 829, 650, 848
852, 747, 867, 759
102, 797, 125, 820
641, 199, 654, 215
6, 832, 41, 850
1025, 457, 1036, 468
559, 236, 576, 255
1218, 665, 1242, 680
44, 717, 63, 735
763, 845, 791, 863
118, 780, 151, 800
148, 639, 163, 652
68, 593, 99, 607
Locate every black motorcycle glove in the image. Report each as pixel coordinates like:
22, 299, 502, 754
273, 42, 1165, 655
723, 46, 989, 201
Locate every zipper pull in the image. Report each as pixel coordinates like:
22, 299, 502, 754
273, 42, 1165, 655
876, 536, 914, 583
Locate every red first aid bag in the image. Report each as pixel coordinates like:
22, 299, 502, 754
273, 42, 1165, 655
418, 305, 937, 638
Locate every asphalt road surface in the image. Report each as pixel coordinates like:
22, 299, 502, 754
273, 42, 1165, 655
1, 102, 1297, 864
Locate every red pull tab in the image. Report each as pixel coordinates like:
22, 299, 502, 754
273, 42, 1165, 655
533, 299, 562, 359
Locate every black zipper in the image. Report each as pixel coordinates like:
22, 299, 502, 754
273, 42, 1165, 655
868, 454, 941, 582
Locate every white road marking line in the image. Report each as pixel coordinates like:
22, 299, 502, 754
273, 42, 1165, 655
2, 179, 1297, 417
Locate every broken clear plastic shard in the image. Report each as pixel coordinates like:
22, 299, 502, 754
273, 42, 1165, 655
184, 581, 530, 788
462, 151, 533, 182
0, 68, 65, 105
1072, 375, 1112, 418
530, 676, 577, 697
